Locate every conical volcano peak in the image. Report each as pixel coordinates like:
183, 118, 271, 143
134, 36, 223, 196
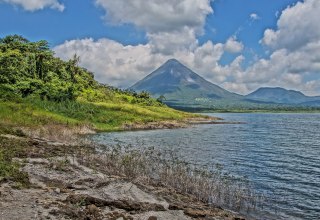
162, 58, 185, 68
154, 58, 199, 81
165, 58, 180, 64
130, 59, 241, 101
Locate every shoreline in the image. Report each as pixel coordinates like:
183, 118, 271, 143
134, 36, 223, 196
121, 117, 246, 131
0, 125, 249, 220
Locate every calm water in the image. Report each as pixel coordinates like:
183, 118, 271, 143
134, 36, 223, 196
92, 113, 320, 220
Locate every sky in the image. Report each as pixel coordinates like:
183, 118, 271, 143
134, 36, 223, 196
1, 0, 320, 95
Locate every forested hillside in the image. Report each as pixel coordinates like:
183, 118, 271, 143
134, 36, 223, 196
0, 35, 193, 131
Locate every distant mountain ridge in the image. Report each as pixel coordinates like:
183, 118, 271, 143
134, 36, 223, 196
130, 59, 320, 110
245, 87, 320, 104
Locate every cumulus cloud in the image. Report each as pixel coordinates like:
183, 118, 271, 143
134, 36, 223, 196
95, 0, 212, 33
235, 42, 320, 95
54, 38, 238, 88
95, 0, 213, 55
235, 0, 320, 95
53, 0, 320, 96
213, 0, 320, 96
54, 0, 244, 88
148, 28, 198, 55
1, 0, 65, 11
261, 0, 320, 51
224, 37, 244, 53
54, 38, 159, 87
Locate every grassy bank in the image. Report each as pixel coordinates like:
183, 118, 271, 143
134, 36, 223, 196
0, 98, 194, 132
0, 35, 201, 133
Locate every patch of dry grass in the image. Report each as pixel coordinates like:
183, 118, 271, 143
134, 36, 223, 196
77, 144, 263, 214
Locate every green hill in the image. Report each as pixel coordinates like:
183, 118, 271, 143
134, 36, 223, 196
0, 35, 195, 132
246, 87, 320, 104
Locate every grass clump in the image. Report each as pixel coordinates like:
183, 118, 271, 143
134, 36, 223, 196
0, 135, 30, 187
78, 144, 262, 215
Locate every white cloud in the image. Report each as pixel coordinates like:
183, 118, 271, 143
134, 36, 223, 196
54, 38, 160, 87
250, 13, 260, 20
1, 0, 65, 11
54, 0, 242, 88
224, 37, 244, 53
95, 0, 212, 33
235, 0, 320, 95
54, 38, 238, 88
222, 82, 249, 95
261, 0, 320, 51
148, 28, 198, 55
53, 0, 320, 96
95, 0, 213, 56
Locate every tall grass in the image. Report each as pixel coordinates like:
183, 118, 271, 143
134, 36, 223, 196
77, 144, 263, 215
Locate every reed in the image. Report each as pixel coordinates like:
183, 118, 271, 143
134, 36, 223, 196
77, 143, 263, 214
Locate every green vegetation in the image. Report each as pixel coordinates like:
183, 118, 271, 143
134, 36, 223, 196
0, 35, 261, 215
0, 35, 195, 185
171, 104, 320, 113
0, 98, 191, 131
0, 127, 29, 187
0, 35, 194, 132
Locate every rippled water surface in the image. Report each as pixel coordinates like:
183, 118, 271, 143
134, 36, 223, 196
92, 113, 320, 219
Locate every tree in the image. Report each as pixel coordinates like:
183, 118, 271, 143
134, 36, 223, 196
138, 91, 151, 99
157, 95, 166, 103
34, 40, 52, 80
66, 54, 80, 83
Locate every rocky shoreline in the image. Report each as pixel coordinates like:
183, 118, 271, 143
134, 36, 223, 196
121, 116, 233, 131
0, 123, 248, 220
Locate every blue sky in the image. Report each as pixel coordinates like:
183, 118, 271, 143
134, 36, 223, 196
1, 0, 319, 95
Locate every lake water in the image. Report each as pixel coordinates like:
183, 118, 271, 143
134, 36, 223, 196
92, 113, 320, 220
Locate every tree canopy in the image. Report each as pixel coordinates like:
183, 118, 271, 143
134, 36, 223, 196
0, 35, 160, 106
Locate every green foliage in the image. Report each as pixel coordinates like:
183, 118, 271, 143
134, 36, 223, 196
0, 136, 30, 187
0, 35, 195, 131
0, 35, 169, 106
0, 35, 96, 102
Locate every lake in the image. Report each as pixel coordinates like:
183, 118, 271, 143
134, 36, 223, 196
92, 113, 320, 220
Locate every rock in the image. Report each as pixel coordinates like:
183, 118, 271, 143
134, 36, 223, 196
54, 188, 60, 194
148, 216, 157, 220
168, 203, 184, 210
87, 204, 99, 215
66, 194, 109, 207
65, 194, 166, 212
184, 208, 207, 218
